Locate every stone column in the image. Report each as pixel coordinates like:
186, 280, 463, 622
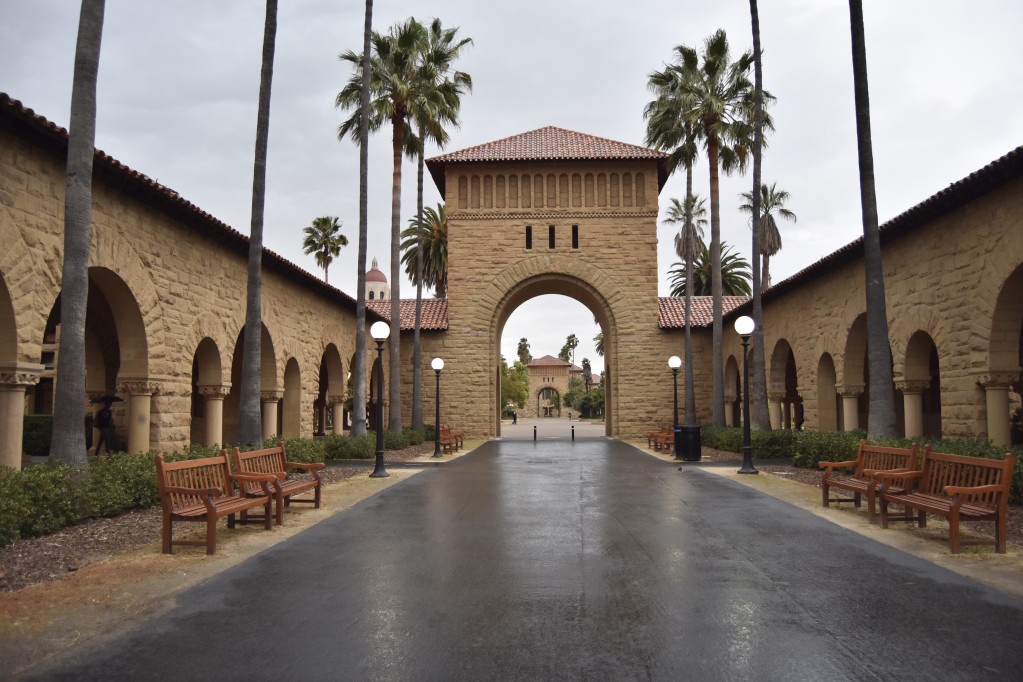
768, 393, 785, 430
329, 395, 345, 435
199, 385, 231, 447
0, 363, 42, 469
261, 391, 284, 442
724, 393, 737, 427
896, 380, 930, 439
783, 401, 792, 430
839, 385, 864, 432
119, 379, 159, 454
979, 373, 1016, 447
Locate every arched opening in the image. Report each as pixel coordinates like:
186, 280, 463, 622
987, 263, 1023, 445
769, 339, 800, 430
225, 324, 278, 443
0, 272, 15, 365
315, 345, 344, 436
817, 353, 838, 431
493, 280, 615, 438
282, 358, 301, 438
904, 331, 942, 438
536, 386, 562, 417
190, 337, 223, 445
368, 354, 383, 432
724, 355, 740, 427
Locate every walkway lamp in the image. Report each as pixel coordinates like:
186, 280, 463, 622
370, 321, 390, 478
734, 315, 758, 475
431, 357, 444, 457
668, 355, 682, 458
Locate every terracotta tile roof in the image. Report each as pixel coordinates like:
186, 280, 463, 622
528, 354, 572, 367
0, 92, 367, 315
658, 296, 750, 329
426, 126, 669, 194
367, 299, 448, 331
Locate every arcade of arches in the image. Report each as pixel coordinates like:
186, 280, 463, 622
1, 94, 1021, 469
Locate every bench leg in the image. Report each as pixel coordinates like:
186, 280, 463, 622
879, 499, 889, 529
227, 512, 236, 529
314, 483, 321, 509
997, 508, 1007, 554
206, 515, 218, 555
917, 510, 927, 528
275, 490, 285, 526
866, 490, 877, 524
821, 481, 830, 508
263, 499, 273, 530
853, 492, 861, 509
948, 513, 960, 554
162, 510, 173, 554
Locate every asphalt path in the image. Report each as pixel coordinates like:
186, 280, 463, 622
23, 439, 1023, 681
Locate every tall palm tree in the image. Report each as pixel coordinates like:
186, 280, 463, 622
400, 204, 449, 297
671, 30, 773, 426
517, 338, 531, 364
593, 331, 604, 358
849, 0, 897, 438
739, 183, 796, 289
662, 195, 706, 423
52, 0, 105, 466
302, 216, 348, 284
338, 19, 428, 433
237, 0, 278, 446
747, 0, 772, 431
406, 19, 472, 429
668, 243, 751, 297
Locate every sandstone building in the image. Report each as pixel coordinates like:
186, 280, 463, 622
1, 91, 1021, 468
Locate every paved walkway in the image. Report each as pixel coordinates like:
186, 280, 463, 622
23, 439, 1023, 681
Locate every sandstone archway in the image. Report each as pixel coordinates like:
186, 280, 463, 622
724, 355, 740, 427
282, 358, 301, 438
226, 324, 278, 443
904, 331, 942, 438
190, 337, 224, 445
817, 353, 838, 431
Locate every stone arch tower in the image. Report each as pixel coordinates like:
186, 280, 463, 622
426, 127, 670, 438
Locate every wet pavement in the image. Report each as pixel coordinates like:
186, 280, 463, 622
23, 439, 1023, 681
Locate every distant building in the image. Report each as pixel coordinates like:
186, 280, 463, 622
365, 258, 389, 301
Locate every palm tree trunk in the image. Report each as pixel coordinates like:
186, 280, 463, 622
708, 138, 725, 426
351, 0, 373, 438
761, 253, 771, 290
237, 0, 277, 446
849, 0, 897, 438
52, 0, 105, 466
387, 115, 403, 432
411, 128, 425, 430
749, 0, 771, 430
683, 164, 697, 425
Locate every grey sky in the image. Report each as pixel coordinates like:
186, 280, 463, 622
2, 1, 1021, 376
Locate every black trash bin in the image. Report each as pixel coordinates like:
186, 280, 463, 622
679, 424, 701, 462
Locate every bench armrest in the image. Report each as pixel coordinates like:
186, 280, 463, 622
818, 459, 857, 470
285, 461, 325, 472
944, 483, 1005, 497
861, 467, 913, 478
873, 470, 921, 482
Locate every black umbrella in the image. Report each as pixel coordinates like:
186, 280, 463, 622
90, 395, 123, 404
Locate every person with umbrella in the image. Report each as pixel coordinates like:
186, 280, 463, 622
92, 395, 119, 454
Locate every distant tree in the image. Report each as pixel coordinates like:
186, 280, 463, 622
739, 182, 796, 289
302, 216, 348, 283
51, 0, 106, 466
517, 337, 531, 364
559, 334, 580, 364
581, 358, 592, 392
501, 358, 529, 410
593, 331, 604, 357
668, 243, 751, 297
400, 204, 449, 297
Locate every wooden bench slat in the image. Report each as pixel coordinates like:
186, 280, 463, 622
819, 440, 921, 522
231, 442, 324, 526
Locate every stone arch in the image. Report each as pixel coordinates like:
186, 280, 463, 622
316, 343, 345, 435
486, 258, 623, 437
769, 339, 800, 429
984, 263, 1023, 445
88, 267, 149, 381
282, 357, 301, 438
0, 271, 15, 363
190, 337, 224, 445
842, 313, 867, 392
724, 354, 740, 427
224, 323, 279, 442
817, 353, 838, 431
903, 331, 942, 438
535, 385, 562, 417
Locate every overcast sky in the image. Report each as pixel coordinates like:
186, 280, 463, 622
3, 1, 1022, 376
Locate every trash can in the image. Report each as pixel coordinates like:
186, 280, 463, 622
679, 424, 702, 462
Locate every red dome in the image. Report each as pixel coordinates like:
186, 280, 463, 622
366, 257, 388, 283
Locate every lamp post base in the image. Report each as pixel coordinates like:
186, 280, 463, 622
370, 451, 389, 478
737, 446, 758, 475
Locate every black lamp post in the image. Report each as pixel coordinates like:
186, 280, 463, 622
735, 315, 758, 475
370, 321, 390, 478
432, 357, 444, 457
668, 355, 682, 458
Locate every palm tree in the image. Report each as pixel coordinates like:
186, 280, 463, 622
51, 0, 105, 466
849, 0, 897, 438
237, 0, 278, 446
670, 30, 773, 426
400, 204, 449, 297
593, 331, 604, 357
406, 22, 472, 429
668, 243, 752, 297
302, 216, 348, 284
517, 337, 531, 364
662, 195, 706, 423
739, 183, 796, 289
338, 18, 427, 433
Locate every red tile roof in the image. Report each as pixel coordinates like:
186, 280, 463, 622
658, 296, 750, 329
367, 299, 448, 331
426, 126, 669, 194
528, 354, 572, 367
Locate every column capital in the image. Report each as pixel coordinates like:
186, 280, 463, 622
119, 380, 159, 396
0, 362, 44, 387
199, 385, 232, 399
768, 392, 787, 403
895, 380, 930, 394
975, 372, 1018, 389
837, 384, 864, 398
327, 394, 345, 406
261, 390, 285, 403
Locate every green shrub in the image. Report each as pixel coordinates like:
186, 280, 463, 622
84, 453, 160, 516
750, 429, 796, 459
701, 425, 743, 453
383, 429, 408, 450
0, 467, 26, 545
281, 438, 326, 464
22, 415, 53, 457
18, 463, 83, 537
323, 433, 374, 459
792, 430, 866, 468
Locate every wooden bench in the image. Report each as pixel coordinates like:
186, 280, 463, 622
155, 453, 276, 555
231, 442, 326, 526
439, 426, 460, 454
647, 425, 669, 449
819, 440, 921, 522
878, 450, 1016, 553
441, 424, 464, 449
